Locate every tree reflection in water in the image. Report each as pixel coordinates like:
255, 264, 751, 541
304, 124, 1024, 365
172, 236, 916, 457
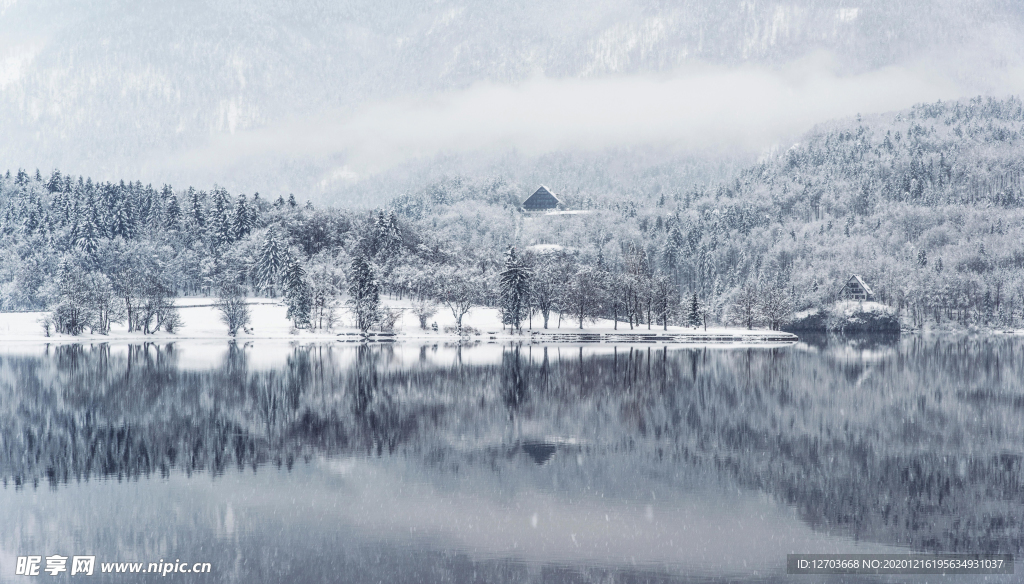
1, 336, 1022, 554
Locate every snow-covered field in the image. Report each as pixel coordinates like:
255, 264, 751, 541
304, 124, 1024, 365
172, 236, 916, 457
832, 300, 894, 316
0, 296, 796, 345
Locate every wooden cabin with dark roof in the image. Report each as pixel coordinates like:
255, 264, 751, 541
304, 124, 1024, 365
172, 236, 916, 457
839, 275, 875, 301
522, 186, 560, 211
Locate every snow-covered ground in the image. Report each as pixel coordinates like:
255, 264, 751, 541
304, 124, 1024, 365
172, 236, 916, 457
0, 296, 796, 345
833, 300, 894, 316
524, 243, 565, 253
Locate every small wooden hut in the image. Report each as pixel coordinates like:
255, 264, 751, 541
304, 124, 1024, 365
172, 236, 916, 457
522, 186, 560, 211
839, 275, 875, 301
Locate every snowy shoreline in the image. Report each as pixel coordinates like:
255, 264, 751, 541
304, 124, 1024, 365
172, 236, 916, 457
0, 297, 798, 345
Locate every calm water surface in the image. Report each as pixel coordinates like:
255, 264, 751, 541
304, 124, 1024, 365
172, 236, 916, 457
0, 336, 1022, 583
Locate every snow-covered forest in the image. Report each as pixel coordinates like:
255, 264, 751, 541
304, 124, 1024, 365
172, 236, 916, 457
2, 96, 1024, 335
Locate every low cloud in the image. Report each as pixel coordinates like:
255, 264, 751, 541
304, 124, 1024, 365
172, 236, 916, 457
163, 53, 965, 185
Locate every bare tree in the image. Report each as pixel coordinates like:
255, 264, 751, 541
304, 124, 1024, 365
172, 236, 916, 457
698, 298, 714, 331
411, 299, 437, 330
216, 281, 250, 336
379, 306, 403, 332
641, 277, 656, 330
615, 274, 642, 329
623, 243, 651, 329
138, 277, 178, 334
435, 267, 480, 333
652, 274, 677, 330
83, 272, 124, 335
101, 244, 149, 331
564, 265, 606, 329
759, 284, 792, 331
529, 256, 560, 329
309, 264, 342, 330
731, 283, 760, 329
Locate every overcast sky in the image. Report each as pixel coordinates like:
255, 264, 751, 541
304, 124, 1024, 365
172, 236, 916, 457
1, 0, 1023, 201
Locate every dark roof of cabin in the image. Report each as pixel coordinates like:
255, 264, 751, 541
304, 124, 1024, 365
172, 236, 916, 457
522, 186, 560, 209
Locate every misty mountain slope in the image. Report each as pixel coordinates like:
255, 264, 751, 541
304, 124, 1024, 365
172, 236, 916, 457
398, 97, 1024, 217
387, 96, 1024, 326
745, 96, 1024, 214
692, 96, 1024, 311
665, 96, 1024, 318
2, 0, 1023, 200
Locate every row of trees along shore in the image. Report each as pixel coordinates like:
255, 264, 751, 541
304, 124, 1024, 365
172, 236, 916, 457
0, 169, 784, 335
4, 97, 1024, 334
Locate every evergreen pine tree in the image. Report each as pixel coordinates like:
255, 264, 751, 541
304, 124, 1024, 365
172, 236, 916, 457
284, 255, 312, 328
371, 210, 385, 251
63, 188, 77, 227
233, 194, 253, 239
688, 293, 701, 327
96, 184, 115, 236
208, 188, 233, 247
250, 193, 262, 226
375, 210, 403, 260
54, 190, 70, 227
348, 255, 380, 332
77, 209, 100, 255
662, 240, 678, 274
255, 229, 286, 296
111, 198, 135, 239
164, 194, 181, 231
499, 245, 532, 331
23, 205, 39, 235
51, 190, 67, 227
46, 169, 63, 193
187, 188, 205, 236
137, 184, 155, 230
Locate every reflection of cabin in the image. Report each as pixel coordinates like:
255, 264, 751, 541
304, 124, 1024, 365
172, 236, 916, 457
519, 441, 557, 465
840, 275, 875, 301
522, 185, 560, 211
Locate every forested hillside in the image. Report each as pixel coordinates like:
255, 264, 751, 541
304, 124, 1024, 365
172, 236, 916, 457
391, 96, 1024, 330
657, 94, 1024, 329
2, 96, 1024, 333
